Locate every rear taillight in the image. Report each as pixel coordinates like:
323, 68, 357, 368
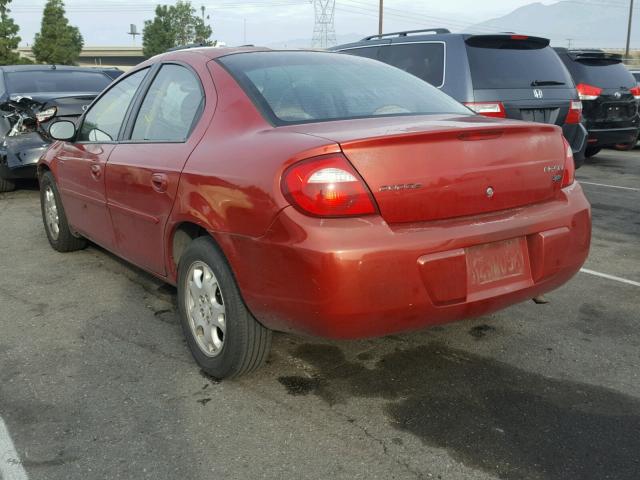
565, 100, 583, 124
36, 106, 57, 123
630, 86, 640, 100
576, 83, 602, 101
561, 138, 575, 188
464, 102, 506, 118
281, 154, 377, 217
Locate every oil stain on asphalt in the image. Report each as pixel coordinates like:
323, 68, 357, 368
279, 342, 640, 480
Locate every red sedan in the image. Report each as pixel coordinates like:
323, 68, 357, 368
39, 47, 591, 379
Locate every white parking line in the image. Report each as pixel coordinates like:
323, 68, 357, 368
579, 181, 640, 192
0, 416, 28, 480
580, 268, 640, 287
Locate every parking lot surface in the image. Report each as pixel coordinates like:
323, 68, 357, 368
1, 149, 639, 480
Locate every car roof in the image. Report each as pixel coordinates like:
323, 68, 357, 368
0, 64, 115, 73
152, 46, 272, 62
332, 31, 550, 51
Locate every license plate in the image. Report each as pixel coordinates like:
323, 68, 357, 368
466, 237, 527, 288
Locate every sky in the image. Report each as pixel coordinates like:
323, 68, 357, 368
13, 0, 562, 48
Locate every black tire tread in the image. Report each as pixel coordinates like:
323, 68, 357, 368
178, 237, 271, 379
40, 171, 87, 252
0, 175, 15, 193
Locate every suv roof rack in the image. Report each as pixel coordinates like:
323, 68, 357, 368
362, 28, 450, 41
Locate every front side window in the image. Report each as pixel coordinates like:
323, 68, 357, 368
131, 64, 204, 142
218, 51, 469, 126
78, 68, 148, 142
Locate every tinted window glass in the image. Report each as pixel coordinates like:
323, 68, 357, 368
565, 59, 636, 89
218, 51, 469, 126
79, 68, 148, 142
342, 46, 381, 60
131, 65, 203, 142
5, 70, 112, 94
379, 43, 445, 87
466, 45, 573, 89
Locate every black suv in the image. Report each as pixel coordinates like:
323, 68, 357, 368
331, 29, 587, 167
555, 48, 640, 157
0, 65, 121, 192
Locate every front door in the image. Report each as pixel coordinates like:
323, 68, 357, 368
57, 68, 150, 249
105, 64, 206, 275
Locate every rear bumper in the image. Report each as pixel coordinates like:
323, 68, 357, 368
223, 183, 591, 339
0, 132, 50, 180
562, 122, 587, 165
586, 126, 640, 147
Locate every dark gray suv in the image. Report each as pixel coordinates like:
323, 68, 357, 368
332, 29, 588, 167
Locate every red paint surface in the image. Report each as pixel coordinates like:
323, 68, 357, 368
40, 47, 592, 339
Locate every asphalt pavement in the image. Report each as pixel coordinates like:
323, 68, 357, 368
0, 149, 639, 480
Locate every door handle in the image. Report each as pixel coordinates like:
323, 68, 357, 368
151, 173, 169, 193
90, 164, 102, 179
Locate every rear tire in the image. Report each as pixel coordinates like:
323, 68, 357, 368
585, 147, 601, 158
0, 175, 15, 193
177, 236, 272, 379
39, 171, 87, 252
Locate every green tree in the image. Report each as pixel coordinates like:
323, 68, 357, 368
32, 0, 83, 65
143, 1, 213, 57
0, 0, 21, 65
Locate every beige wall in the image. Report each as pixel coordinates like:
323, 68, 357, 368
17, 46, 147, 71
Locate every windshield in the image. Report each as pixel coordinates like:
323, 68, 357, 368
218, 51, 470, 125
5, 70, 112, 94
466, 45, 573, 90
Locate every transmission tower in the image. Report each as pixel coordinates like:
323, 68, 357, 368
311, 0, 337, 49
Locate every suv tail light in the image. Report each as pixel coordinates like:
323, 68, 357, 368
561, 138, 575, 188
565, 100, 582, 124
281, 154, 378, 217
576, 83, 602, 101
464, 102, 506, 118
630, 86, 640, 100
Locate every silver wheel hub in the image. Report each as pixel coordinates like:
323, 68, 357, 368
185, 261, 226, 357
44, 186, 60, 240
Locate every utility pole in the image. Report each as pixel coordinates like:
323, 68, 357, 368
566, 38, 573, 49
378, 0, 383, 36
626, 0, 634, 60
243, 18, 247, 44
311, 0, 337, 49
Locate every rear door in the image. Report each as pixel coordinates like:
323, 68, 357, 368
105, 63, 207, 275
464, 35, 576, 126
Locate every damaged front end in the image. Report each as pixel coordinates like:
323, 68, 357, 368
0, 96, 53, 181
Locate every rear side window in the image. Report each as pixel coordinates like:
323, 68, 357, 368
218, 51, 469, 126
564, 58, 636, 89
131, 64, 203, 142
466, 43, 572, 90
379, 43, 445, 87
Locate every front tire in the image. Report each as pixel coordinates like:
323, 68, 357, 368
0, 175, 15, 193
39, 171, 87, 252
177, 237, 272, 379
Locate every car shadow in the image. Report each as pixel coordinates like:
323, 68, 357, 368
278, 342, 640, 480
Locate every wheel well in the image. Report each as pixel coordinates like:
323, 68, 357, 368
172, 222, 208, 267
37, 164, 50, 179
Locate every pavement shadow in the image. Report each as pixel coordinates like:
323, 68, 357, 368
279, 342, 640, 480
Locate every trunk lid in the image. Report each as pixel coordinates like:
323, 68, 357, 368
288, 115, 566, 223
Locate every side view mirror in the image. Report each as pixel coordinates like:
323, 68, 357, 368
48, 120, 76, 141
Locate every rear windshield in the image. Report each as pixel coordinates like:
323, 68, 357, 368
218, 51, 470, 126
564, 59, 636, 89
5, 70, 112, 94
466, 44, 573, 90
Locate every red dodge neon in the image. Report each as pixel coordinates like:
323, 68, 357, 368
38, 48, 591, 379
